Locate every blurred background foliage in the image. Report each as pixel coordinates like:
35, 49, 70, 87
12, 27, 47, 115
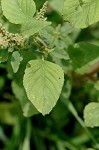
0, 0, 99, 150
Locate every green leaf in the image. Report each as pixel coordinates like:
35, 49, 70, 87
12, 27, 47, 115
1, 0, 36, 24
23, 60, 64, 115
49, 0, 64, 14
12, 81, 39, 117
51, 48, 70, 60
21, 19, 51, 36
0, 49, 9, 63
11, 51, 23, 73
68, 42, 99, 74
14, 50, 36, 85
84, 102, 99, 127
63, 0, 99, 28
10, 51, 38, 117
94, 81, 99, 91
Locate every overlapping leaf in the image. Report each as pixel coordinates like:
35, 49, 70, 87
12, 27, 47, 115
21, 19, 51, 36
63, 0, 99, 28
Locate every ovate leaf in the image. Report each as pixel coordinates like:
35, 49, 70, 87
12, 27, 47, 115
11, 51, 23, 73
84, 102, 99, 127
63, 0, 99, 28
21, 19, 51, 36
23, 60, 64, 115
68, 42, 99, 74
1, 0, 36, 24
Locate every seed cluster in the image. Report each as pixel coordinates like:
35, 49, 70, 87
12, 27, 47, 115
36, 1, 48, 21
0, 23, 27, 49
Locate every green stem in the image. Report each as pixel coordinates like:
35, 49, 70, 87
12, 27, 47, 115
42, 55, 44, 61
63, 99, 99, 148
36, 37, 48, 48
